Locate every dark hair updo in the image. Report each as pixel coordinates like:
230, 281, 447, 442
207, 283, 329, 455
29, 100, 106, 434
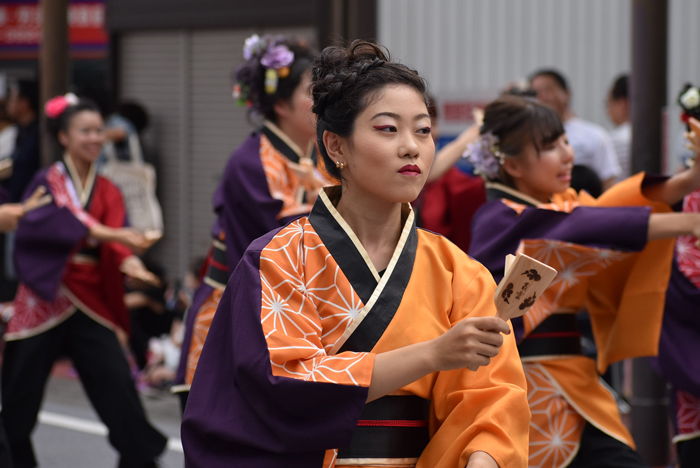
311, 40, 428, 181
610, 75, 629, 100
233, 35, 315, 123
481, 95, 565, 187
529, 69, 569, 92
13, 80, 39, 113
47, 98, 102, 144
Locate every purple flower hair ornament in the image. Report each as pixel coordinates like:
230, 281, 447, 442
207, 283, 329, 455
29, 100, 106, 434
463, 132, 504, 180
261, 45, 295, 70
243, 34, 267, 60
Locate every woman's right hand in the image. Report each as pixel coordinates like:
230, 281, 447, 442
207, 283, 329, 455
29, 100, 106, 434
0, 204, 25, 233
116, 228, 151, 254
367, 315, 511, 402
88, 224, 154, 254
428, 316, 510, 372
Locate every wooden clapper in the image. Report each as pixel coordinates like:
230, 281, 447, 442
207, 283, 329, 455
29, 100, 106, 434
466, 253, 558, 371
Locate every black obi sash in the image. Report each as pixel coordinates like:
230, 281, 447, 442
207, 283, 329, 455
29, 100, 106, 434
308, 188, 429, 462
518, 314, 583, 358
202, 238, 228, 290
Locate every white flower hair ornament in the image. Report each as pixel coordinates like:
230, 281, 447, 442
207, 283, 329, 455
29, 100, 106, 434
681, 87, 700, 110
678, 83, 700, 168
463, 132, 504, 180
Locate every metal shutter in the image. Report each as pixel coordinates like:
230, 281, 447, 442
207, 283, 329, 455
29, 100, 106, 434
120, 31, 187, 278
378, 0, 631, 131
119, 26, 315, 279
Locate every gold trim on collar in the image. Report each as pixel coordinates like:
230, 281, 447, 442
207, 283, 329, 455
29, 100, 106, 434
318, 187, 381, 282
336, 457, 419, 466
263, 120, 310, 160
486, 181, 547, 207
64, 154, 97, 207
322, 187, 416, 356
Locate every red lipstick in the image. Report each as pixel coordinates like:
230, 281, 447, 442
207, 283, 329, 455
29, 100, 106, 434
399, 164, 422, 176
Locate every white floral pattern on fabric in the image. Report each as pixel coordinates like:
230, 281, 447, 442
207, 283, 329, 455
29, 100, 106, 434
5, 284, 75, 340
517, 239, 629, 334
46, 163, 98, 228
525, 364, 585, 468
259, 219, 373, 387
259, 135, 315, 220
675, 389, 700, 443
677, 190, 700, 288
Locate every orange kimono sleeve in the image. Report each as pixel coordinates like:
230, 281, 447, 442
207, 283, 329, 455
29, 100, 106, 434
581, 172, 676, 371
258, 224, 375, 388
424, 263, 529, 468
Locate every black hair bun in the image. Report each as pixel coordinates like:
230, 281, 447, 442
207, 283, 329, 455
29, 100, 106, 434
311, 40, 389, 117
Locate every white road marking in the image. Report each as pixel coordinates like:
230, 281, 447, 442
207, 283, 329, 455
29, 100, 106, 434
37, 410, 183, 453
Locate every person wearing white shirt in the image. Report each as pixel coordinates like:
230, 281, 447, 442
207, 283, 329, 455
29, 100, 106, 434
0, 100, 17, 161
530, 69, 621, 190
607, 75, 632, 178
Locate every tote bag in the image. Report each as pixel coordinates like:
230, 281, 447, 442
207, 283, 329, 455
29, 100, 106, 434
101, 133, 164, 232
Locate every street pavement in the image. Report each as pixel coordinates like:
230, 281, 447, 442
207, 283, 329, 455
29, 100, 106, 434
6, 367, 184, 468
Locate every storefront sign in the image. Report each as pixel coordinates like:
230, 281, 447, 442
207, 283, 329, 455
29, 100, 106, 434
0, 1, 107, 59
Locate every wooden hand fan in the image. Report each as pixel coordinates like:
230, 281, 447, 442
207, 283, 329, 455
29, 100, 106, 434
22, 186, 53, 213
494, 253, 558, 321
0, 158, 12, 181
465, 253, 557, 371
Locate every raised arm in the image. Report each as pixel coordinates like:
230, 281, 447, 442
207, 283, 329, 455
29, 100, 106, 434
648, 212, 700, 241
427, 124, 480, 183
642, 122, 700, 205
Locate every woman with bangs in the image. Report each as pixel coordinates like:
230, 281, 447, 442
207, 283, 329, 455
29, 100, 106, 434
468, 95, 700, 467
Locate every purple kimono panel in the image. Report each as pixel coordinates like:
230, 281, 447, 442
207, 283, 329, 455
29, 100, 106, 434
0, 185, 10, 205
173, 281, 215, 388
469, 200, 651, 340
650, 258, 700, 396
175, 130, 307, 389
219, 132, 291, 270
14, 170, 88, 301
181, 230, 368, 468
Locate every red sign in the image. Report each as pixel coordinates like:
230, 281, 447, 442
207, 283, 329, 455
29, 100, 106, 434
0, 1, 108, 59
442, 100, 491, 124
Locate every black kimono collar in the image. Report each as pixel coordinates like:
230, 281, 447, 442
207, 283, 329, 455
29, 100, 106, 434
309, 187, 418, 354
62, 155, 97, 209
261, 120, 317, 165
486, 181, 544, 207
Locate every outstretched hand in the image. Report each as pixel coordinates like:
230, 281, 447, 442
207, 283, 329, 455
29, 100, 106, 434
120, 255, 162, 287
466, 451, 499, 468
0, 204, 25, 233
117, 228, 161, 254
692, 213, 700, 248
22, 186, 53, 213
686, 117, 700, 157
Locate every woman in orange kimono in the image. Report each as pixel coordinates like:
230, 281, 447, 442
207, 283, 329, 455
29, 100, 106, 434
467, 95, 700, 468
182, 41, 530, 468
172, 35, 328, 408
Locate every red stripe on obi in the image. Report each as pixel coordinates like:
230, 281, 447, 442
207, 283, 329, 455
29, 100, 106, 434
357, 419, 429, 428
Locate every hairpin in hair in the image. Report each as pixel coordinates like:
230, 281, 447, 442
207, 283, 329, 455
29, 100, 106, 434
463, 132, 504, 180
44, 93, 79, 119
